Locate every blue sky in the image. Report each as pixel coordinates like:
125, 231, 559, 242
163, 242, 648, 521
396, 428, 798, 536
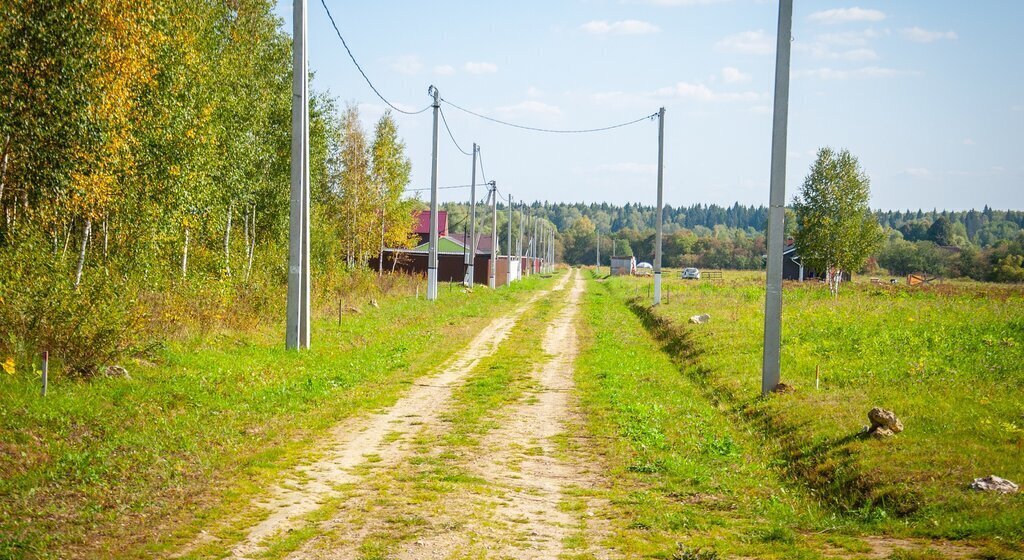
275, 1, 1023, 210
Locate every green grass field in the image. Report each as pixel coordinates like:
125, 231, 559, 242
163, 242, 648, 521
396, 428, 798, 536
0, 275, 553, 560
595, 269, 1024, 546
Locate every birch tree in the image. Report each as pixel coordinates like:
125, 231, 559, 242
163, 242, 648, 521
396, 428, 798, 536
793, 147, 883, 296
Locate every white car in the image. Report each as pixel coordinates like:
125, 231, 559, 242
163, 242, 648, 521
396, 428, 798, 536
681, 267, 701, 279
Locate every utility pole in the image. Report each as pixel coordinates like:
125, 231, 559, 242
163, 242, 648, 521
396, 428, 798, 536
596, 231, 600, 270
518, 202, 525, 268
465, 143, 478, 286
543, 226, 549, 274
524, 213, 531, 277
426, 86, 441, 301
762, 0, 793, 395
654, 106, 666, 305
532, 216, 538, 275
489, 182, 497, 289
286, 0, 310, 350
506, 194, 513, 286
549, 228, 555, 272
539, 224, 546, 274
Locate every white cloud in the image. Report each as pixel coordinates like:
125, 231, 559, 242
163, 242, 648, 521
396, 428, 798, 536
1013, 105, 1024, 112
901, 27, 957, 43
749, 105, 771, 114
902, 167, 932, 178
962, 138, 975, 146
817, 28, 885, 46
721, 66, 751, 83
796, 42, 879, 61
715, 30, 773, 55
581, 19, 660, 35
526, 86, 544, 98
433, 64, 455, 76
596, 162, 657, 174
797, 66, 909, 80
591, 81, 761, 106
808, 7, 886, 25
641, 0, 730, 5
652, 81, 760, 101
495, 100, 562, 117
388, 55, 423, 75
464, 61, 498, 75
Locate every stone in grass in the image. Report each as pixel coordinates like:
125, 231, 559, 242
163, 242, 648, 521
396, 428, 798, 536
103, 365, 130, 379
771, 382, 795, 394
689, 313, 711, 324
969, 475, 1019, 494
868, 407, 903, 434
869, 427, 895, 439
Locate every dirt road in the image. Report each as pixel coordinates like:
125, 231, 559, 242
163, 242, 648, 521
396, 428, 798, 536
176, 269, 608, 559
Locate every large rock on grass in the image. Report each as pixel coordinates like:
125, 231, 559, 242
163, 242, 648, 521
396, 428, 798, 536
868, 407, 903, 433
969, 475, 1019, 494
689, 313, 711, 324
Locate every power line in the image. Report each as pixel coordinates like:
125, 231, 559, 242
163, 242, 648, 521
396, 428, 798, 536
440, 97, 658, 134
319, 0, 431, 116
404, 183, 477, 193
439, 107, 473, 156
477, 145, 488, 185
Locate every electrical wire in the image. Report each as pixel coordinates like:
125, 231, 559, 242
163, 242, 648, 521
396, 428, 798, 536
438, 107, 474, 156
440, 97, 658, 134
403, 184, 476, 193
319, 0, 431, 116
476, 145, 488, 185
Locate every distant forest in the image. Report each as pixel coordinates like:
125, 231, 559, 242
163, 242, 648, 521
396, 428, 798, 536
439, 201, 1024, 282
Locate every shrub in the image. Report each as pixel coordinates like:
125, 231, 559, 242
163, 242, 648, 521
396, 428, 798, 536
0, 234, 142, 377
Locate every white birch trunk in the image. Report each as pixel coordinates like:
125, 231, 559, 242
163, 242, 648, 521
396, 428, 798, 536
224, 201, 232, 276
0, 135, 10, 210
74, 219, 91, 288
245, 204, 256, 281
181, 226, 190, 279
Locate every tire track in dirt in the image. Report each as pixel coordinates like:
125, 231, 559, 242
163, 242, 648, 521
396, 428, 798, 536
394, 269, 615, 559
173, 274, 568, 559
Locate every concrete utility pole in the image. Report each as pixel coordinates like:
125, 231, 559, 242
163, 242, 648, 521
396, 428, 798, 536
596, 231, 600, 269
427, 86, 441, 301
762, 0, 794, 395
286, 0, 310, 350
539, 224, 546, 274
489, 182, 497, 289
506, 194, 513, 286
524, 214, 531, 277
549, 228, 555, 272
532, 216, 538, 275
465, 143, 478, 286
543, 226, 549, 274
518, 202, 525, 264
654, 106, 666, 305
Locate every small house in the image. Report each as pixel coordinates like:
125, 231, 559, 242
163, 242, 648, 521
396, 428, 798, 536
372, 211, 543, 287
610, 255, 636, 276
780, 242, 851, 282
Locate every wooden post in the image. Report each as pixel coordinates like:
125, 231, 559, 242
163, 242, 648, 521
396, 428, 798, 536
41, 351, 48, 397
338, 299, 343, 327
815, 364, 820, 390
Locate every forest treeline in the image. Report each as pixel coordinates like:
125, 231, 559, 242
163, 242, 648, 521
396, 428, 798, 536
440, 201, 1024, 281
0, 1, 416, 374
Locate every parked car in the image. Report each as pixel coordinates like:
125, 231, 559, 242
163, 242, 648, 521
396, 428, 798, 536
681, 267, 701, 279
